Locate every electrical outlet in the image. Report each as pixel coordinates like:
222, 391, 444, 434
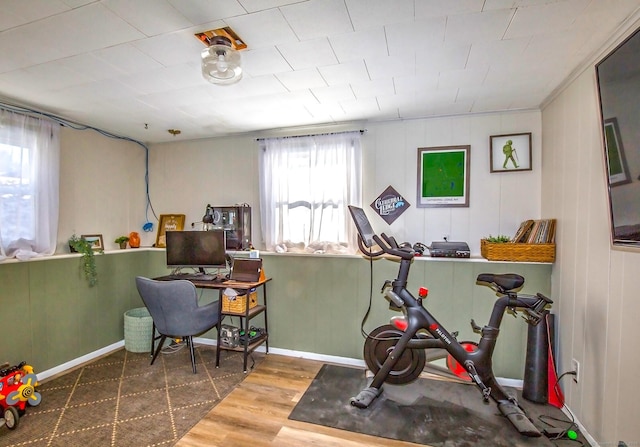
572, 358, 580, 383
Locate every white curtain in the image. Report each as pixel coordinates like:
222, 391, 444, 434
259, 131, 361, 253
0, 109, 60, 261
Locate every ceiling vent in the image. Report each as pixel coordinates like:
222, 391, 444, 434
196, 27, 246, 85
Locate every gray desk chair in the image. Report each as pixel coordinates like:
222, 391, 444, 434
135, 276, 220, 373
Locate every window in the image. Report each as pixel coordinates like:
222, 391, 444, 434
0, 109, 60, 260
259, 131, 362, 254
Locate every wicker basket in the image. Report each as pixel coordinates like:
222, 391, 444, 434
480, 239, 555, 263
124, 307, 153, 353
222, 289, 258, 313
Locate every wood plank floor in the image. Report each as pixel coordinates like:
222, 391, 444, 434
175, 354, 423, 446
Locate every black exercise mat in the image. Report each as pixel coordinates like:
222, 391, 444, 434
289, 364, 578, 446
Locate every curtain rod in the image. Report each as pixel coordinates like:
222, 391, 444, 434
255, 129, 366, 141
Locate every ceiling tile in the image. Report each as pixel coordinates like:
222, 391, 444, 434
167, 0, 246, 25
242, 47, 292, 77
385, 17, 447, 57
466, 37, 530, 68
393, 74, 439, 96
132, 31, 205, 67
93, 44, 164, 75
225, 8, 299, 49
416, 43, 471, 73
36, 3, 145, 55
351, 78, 395, 99
340, 97, 380, 117
280, 0, 353, 40
444, 9, 515, 44
330, 27, 389, 63
415, 0, 485, 17
438, 67, 489, 88
365, 55, 416, 80
275, 68, 328, 91
0, 0, 70, 31
278, 38, 338, 70
103, 0, 194, 36
318, 60, 370, 86
504, 0, 592, 39
344, 0, 415, 31
311, 84, 356, 103
238, 0, 305, 13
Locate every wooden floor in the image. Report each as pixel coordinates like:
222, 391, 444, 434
175, 354, 423, 446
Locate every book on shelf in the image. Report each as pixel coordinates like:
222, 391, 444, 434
512, 219, 556, 244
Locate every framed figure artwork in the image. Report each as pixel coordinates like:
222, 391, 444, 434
490, 133, 532, 173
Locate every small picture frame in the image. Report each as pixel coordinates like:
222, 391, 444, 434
417, 145, 470, 208
156, 214, 186, 248
603, 118, 631, 187
81, 234, 104, 251
490, 133, 532, 173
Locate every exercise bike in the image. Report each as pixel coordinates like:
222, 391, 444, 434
347, 206, 553, 437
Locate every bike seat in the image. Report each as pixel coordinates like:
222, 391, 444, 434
476, 273, 524, 291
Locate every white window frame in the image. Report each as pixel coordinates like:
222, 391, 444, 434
258, 131, 362, 254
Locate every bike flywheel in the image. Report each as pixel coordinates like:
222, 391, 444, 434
363, 324, 426, 385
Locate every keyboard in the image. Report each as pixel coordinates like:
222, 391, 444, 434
159, 274, 222, 282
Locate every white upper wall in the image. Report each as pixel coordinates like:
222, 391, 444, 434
541, 13, 640, 445
57, 126, 148, 252
147, 110, 542, 254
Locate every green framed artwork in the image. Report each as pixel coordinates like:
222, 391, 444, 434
603, 118, 631, 187
416, 145, 470, 208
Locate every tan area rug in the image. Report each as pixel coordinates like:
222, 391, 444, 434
1, 344, 263, 447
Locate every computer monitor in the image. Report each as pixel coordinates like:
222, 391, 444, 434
166, 230, 227, 270
348, 205, 376, 248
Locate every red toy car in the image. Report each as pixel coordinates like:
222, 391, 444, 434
0, 361, 41, 430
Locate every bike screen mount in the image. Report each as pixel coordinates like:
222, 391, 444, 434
348, 205, 376, 248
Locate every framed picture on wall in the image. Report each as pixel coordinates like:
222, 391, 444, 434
603, 118, 631, 186
81, 234, 104, 251
155, 214, 186, 248
490, 132, 532, 173
416, 145, 470, 207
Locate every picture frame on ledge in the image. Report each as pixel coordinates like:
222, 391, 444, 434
490, 132, 532, 173
417, 145, 470, 208
155, 214, 186, 248
81, 234, 104, 251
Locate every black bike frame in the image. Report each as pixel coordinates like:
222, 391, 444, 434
371, 254, 544, 404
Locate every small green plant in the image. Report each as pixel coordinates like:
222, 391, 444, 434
69, 234, 101, 286
485, 234, 511, 243
115, 236, 129, 249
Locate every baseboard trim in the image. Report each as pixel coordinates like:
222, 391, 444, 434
37, 341, 124, 381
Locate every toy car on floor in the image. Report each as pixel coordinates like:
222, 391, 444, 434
0, 361, 42, 430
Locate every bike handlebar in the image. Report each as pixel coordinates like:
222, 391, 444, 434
372, 234, 415, 260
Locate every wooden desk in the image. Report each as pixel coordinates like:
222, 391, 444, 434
188, 277, 271, 373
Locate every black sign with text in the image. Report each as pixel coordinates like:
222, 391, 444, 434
370, 185, 410, 225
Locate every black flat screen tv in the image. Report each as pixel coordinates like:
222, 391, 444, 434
165, 230, 227, 269
596, 25, 640, 246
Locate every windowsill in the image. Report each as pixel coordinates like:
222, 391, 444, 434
0, 246, 159, 264
0, 247, 552, 266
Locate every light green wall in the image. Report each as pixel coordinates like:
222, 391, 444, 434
0, 251, 163, 372
1, 250, 550, 380
260, 253, 551, 379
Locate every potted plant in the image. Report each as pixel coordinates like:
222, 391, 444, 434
115, 236, 129, 249
484, 234, 511, 243
68, 234, 101, 287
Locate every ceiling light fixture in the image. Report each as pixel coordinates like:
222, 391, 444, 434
197, 27, 246, 86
